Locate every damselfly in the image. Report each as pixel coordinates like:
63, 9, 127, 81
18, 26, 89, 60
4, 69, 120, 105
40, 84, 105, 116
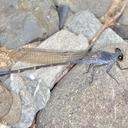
0, 47, 126, 84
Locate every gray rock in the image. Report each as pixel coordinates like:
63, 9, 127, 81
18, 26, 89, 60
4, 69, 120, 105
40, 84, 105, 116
56, 5, 71, 29
53, 0, 112, 17
53, 0, 128, 26
113, 25, 128, 39
65, 10, 126, 50
54, 0, 128, 42
113, 5, 128, 40
4, 29, 88, 128
119, 6, 128, 26
36, 43, 128, 128
13, 29, 88, 88
0, 0, 59, 48
4, 74, 50, 128
36, 11, 128, 128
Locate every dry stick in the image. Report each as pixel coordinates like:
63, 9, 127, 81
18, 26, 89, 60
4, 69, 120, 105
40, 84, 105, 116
89, 0, 128, 47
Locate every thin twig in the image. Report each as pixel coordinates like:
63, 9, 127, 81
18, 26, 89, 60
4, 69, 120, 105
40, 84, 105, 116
89, 0, 128, 46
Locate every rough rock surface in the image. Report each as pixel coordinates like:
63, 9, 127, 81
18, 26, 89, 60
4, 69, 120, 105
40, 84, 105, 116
113, 25, 128, 40
36, 10, 128, 128
54, 0, 112, 17
119, 6, 128, 26
54, 0, 128, 25
2, 29, 88, 128
65, 10, 126, 50
54, 0, 128, 39
113, 6, 128, 39
37, 48, 128, 127
0, 0, 59, 48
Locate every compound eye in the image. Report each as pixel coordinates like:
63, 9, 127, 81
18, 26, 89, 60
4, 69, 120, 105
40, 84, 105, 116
115, 48, 121, 53
118, 54, 123, 61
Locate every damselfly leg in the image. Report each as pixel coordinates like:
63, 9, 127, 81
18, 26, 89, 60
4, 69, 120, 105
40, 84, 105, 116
106, 62, 120, 85
88, 65, 102, 85
85, 64, 93, 73
87, 63, 120, 86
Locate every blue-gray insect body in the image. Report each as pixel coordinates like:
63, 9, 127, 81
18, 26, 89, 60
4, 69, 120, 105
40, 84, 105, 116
72, 48, 123, 84
0, 48, 123, 80
73, 48, 123, 65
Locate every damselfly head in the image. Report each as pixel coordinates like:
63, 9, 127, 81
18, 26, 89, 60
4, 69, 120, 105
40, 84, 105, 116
115, 48, 123, 61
